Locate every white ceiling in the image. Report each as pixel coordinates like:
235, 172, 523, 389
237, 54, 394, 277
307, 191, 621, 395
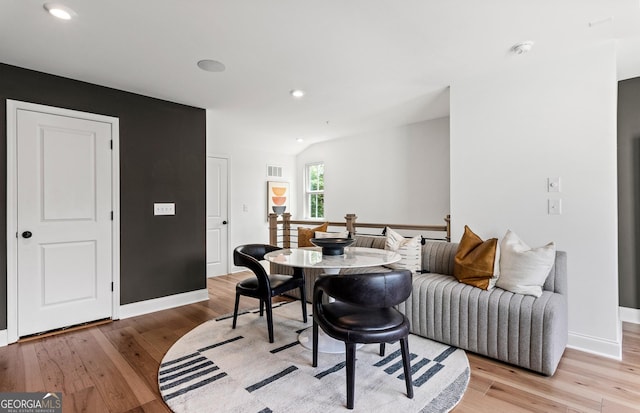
2, 1, 640, 154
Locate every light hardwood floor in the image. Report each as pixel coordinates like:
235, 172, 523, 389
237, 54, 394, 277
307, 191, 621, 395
1, 272, 639, 412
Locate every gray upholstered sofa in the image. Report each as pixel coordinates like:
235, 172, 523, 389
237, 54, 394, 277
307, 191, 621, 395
271, 235, 568, 376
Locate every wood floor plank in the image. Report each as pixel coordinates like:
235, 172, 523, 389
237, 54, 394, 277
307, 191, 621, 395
66, 329, 146, 413
455, 386, 537, 413
33, 335, 93, 395
88, 328, 157, 407
102, 326, 166, 393
0, 342, 25, 392
21, 341, 45, 392
467, 353, 604, 411
601, 397, 640, 413
485, 381, 574, 413
65, 386, 110, 413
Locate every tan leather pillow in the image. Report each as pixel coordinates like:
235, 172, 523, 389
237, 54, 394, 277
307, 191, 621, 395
454, 225, 499, 290
297, 222, 328, 247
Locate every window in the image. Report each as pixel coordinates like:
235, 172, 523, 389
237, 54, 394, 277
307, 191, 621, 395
305, 162, 324, 218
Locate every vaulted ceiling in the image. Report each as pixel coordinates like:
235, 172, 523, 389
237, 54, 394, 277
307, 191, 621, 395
2, 1, 640, 154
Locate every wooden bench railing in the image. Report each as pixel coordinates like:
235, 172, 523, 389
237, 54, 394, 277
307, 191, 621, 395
268, 213, 451, 248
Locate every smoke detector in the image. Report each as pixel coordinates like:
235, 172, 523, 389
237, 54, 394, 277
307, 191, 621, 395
511, 41, 534, 55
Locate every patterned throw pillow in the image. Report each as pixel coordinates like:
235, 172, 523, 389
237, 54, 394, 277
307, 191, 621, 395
384, 227, 421, 274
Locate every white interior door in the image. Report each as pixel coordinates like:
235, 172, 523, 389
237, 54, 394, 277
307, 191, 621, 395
206, 156, 229, 277
15, 108, 114, 337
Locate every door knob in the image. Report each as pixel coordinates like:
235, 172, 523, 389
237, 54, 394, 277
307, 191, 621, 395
222, 220, 228, 225
22, 231, 33, 239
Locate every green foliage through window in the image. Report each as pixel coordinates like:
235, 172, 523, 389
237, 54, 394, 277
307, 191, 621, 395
306, 163, 325, 218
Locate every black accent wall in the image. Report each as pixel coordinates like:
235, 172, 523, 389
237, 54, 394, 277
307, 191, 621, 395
618, 77, 640, 310
0, 63, 206, 330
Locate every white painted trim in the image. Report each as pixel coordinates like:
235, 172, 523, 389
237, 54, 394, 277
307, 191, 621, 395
567, 331, 622, 360
0, 330, 7, 347
206, 154, 231, 277
620, 306, 640, 324
6, 100, 120, 344
119, 289, 209, 319
111, 121, 121, 319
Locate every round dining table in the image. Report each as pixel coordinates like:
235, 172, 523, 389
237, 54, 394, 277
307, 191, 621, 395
264, 246, 401, 353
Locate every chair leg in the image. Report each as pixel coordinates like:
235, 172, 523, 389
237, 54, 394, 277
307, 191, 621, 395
346, 342, 356, 409
400, 337, 414, 399
232, 293, 240, 329
300, 285, 308, 323
379, 342, 385, 356
265, 298, 274, 343
259, 299, 264, 317
312, 320, 319, 367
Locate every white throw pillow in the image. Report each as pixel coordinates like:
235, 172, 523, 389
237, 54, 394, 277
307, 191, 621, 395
384, 227, 421, 274
497, 230, 556, 298
315, 230, 350, 239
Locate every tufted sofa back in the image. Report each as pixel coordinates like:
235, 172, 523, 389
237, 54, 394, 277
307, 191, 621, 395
353, 236, 567, 295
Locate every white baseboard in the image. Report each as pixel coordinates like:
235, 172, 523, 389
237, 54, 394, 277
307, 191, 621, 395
0, 329, 7, 347
119, 289, 209, 319
567, 331, 622, 360
620, 306, 640, 324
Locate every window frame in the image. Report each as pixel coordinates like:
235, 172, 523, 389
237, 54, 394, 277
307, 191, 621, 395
304, 162, 325, 219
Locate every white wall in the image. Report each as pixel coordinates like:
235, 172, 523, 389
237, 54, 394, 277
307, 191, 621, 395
296, 118, 450, 228
207, 110, 297, 272
450, 42, 620, 358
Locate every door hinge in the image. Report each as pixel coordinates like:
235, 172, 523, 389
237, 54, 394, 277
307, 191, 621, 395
111, 211, 114, 220
111, 282, 114, 292
110, 140, 113, 150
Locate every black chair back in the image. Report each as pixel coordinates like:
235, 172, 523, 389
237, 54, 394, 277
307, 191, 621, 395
233, 244, 281, 293
313, 270, 412, 309
312, 269, 414, 408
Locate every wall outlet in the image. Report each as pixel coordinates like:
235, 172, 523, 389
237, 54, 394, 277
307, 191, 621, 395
548, 199, 561, 215
154, 202, 175, 216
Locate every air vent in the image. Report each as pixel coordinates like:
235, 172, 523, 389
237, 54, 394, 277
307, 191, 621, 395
267, 165, 283, 178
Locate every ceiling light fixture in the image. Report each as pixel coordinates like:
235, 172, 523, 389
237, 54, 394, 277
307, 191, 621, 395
43, 3, 76, 20
197, 59, 226, 72
290, 89, 305, 98
296, 138, 304, 143
511, 41, 534, 55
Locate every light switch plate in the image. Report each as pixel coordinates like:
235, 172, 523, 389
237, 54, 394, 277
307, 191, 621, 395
548, 199, 561, 215
154, 202, 175, 216
547, 177, 561, 192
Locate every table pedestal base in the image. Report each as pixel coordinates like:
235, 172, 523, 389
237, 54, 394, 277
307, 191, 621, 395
298, 327, 363, 353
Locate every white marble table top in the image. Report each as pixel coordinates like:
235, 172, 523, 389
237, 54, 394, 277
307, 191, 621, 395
264, 246, 401, 270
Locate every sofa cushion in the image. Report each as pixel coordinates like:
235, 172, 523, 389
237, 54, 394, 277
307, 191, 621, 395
353, 234, 387, 249
453, 225, 499, 290
298, 222, 328, 247
497, 230, 556, 298
384, 227, 421, 274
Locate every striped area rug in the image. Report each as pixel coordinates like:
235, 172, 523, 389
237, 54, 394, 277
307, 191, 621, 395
158, 302, 469, 413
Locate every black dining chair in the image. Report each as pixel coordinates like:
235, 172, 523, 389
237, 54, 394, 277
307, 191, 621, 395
312, 269, 414, 409
233, 244, 307, 343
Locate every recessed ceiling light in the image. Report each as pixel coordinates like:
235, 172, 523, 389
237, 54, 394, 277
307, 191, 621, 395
43, 3, 76, 20
511, 41, 534, 55
197, 59, 226, 72
296, 138, 304, 143
290, 89, 305, 98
